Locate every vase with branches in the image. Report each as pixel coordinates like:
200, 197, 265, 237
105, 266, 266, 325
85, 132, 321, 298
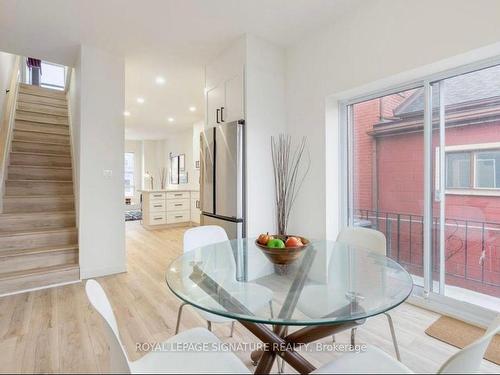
159, 167, 166, 190
271, 134, 310, 235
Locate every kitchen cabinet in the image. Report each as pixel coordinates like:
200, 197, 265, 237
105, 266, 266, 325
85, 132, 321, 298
206, 69, 244, 127
140, 190, 199, 229
206, 85, 224, 127
223, 73, 244, 123
190, 191, 200, 224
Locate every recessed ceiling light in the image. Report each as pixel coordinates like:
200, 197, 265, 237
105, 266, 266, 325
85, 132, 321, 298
189, 106, 196, 112
155, 76, 166, 85
137, 97, 145, 104
168, 117, 175, 123
123, 111, 131, 116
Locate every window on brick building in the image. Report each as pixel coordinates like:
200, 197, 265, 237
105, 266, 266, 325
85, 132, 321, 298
475, 151, 500, 188
446, 152, 470, 188
445, 148, 500, 190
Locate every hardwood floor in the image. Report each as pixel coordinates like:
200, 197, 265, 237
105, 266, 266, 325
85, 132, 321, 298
0, 221, 498, 373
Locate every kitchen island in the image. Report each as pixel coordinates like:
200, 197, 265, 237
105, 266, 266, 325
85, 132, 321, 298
138, 190, 200, 229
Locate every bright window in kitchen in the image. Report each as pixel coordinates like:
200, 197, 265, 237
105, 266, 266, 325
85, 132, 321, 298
124, 152, 135, 198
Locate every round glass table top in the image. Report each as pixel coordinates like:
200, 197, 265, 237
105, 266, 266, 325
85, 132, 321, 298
165, 238, 413, 326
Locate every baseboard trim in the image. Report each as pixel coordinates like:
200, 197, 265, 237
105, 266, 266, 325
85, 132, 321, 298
0, 279, 81, 298
408, 289, 498, 329
80, 265, 127, 279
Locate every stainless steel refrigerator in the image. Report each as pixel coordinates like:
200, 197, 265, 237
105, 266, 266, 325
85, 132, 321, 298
200, 119, 245, 239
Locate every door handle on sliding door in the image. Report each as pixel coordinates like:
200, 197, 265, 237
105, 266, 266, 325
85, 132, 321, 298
216, 108, 220, 124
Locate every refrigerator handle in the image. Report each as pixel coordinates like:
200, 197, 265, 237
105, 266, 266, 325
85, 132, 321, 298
220, 106, 225, 122
216, 108, 220, 124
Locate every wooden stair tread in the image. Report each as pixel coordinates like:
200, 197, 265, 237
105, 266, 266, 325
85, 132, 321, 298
0, 245, 78, 258
13, 128, 70, 136
0, 227, 76, 238
15, 121, 69, 128
9, 165, 72, 170
4, 193, 74, 197
4, 194, 74, 198
0, 263, 79, 281
15, 112, 69, 126
12, 139, 70, 146
17, 96, 67, 109
10, 151, 71, 158
16, 110, 67, 119
16, 102, 68, 115
0, 210, 75, 217
6, 179, 73, 183
18, 84, 66, 99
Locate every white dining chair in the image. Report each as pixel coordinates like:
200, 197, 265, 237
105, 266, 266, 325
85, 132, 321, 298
297, 226, 400, 362
175, 225, 273, 337
337, 226, 401, 360
312, 314, 500, 374
85, 279, 250, 374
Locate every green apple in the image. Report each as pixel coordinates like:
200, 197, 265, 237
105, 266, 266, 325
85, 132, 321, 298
267, 238, 285, 249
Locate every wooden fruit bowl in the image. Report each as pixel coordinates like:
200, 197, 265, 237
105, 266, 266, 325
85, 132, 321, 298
255, 235, 310, 265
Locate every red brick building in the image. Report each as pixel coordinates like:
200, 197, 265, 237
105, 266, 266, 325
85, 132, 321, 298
352, 67, 500, 298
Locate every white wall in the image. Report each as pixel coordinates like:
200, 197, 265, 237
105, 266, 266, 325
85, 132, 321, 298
285, 0, 500, 239
142, 139, 166, 189
0, 51, 16, 124
125, 139, 143, 207
205, 35, 286, 236
192, 120, 203, 187
139, 129, 199, 191
78, 44, 126, 279
245, 35, 286, 236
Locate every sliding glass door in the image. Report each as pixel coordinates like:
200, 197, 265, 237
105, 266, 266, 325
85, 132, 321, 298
431, 65, 500, 307
348, 87, 425, 284
346, 63, 500, 309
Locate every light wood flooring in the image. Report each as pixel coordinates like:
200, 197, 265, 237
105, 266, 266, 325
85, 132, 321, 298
0, 221, 498, 373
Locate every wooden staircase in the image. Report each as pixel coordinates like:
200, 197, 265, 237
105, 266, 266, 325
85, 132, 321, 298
0, 83, 79, 295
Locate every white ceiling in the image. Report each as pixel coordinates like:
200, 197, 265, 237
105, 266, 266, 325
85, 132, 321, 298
0, 0, 360, 139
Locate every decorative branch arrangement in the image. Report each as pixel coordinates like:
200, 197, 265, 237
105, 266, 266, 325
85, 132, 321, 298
145, 171, 154, 190
159, 167, 166, 190
271, 134, 310, 235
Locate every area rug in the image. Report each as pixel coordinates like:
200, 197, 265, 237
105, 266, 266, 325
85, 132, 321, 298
425, 316, 500, 365
125, 210, 142, 221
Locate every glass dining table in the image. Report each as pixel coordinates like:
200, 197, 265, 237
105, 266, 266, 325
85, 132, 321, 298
166, 238, 413, 374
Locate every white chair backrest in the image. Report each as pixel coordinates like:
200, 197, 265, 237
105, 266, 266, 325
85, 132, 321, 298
183, 225, 235, 284
183, 225, 229, 253
438, 315, 500, 374
85, 280, 131, 374
337, 227, 387, 255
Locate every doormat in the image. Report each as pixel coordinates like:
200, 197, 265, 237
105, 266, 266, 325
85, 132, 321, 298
425, 315, 500, 365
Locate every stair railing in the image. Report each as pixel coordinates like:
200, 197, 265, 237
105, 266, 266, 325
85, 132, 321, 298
0, 55, 21, 213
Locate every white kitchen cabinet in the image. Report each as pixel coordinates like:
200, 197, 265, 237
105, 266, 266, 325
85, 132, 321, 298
166, 191, 190, 200
139, 190, 200, 229
206, 85, 225, 128
191, 191, 200, 224
206, 68, 244, 128
223, 73, 244, 123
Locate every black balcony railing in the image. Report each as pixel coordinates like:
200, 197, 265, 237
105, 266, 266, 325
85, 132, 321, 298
354, 209, 500, 297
